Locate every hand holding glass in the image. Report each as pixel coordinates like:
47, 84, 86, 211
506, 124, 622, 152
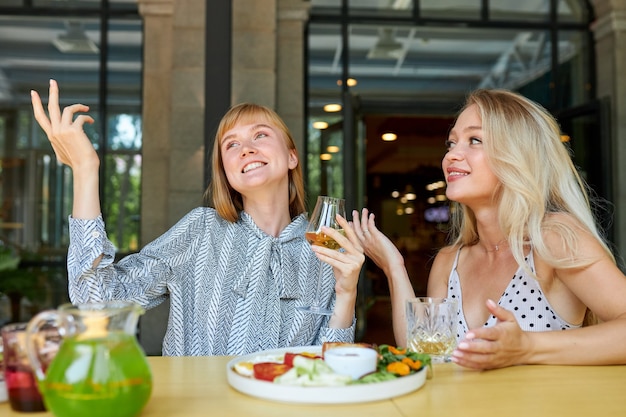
298, 196, 346, 315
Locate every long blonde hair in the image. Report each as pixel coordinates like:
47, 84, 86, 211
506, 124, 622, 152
447, 89, 614, 326
448, 89, 614, 273
204, 103, 306, 222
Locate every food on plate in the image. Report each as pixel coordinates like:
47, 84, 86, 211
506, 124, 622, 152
233, 361, 255, 377
284, 351, 321, 367
253, 363, 292, 382
231, 344, 431, 386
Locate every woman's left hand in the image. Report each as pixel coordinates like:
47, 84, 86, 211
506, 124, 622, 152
451, 299, 533, 370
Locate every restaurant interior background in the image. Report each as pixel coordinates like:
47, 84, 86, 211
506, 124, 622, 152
0, 0, 624, 353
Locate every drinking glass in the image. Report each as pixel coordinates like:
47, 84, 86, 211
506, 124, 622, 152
406, 297, 458, 363
1, 322, 59, 412
297, 196, 346, 315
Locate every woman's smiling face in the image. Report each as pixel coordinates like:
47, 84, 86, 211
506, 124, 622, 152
442, 104, 500, 206
220, 119, 298, 194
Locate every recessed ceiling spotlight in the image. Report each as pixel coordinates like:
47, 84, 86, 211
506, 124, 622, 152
312, 121, 329, 129
336, 78, 358, 87
381, 132, 397, 141
327, 145, 340, 153
320, 153, 332, 161
323, 104, 342, 112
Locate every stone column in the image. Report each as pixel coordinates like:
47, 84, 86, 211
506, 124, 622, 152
232, 0, 277, 108
167, 0, 206, 225
137, 0, 174, 245
591, 0, 626, 263
139, 0, 205, 242
277, 0, 311, 156
137, 0, 206, 355
232, 0, 310, 157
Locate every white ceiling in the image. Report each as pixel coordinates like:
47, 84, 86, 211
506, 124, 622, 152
0, 1, 587, 113
307, 0, 587, 113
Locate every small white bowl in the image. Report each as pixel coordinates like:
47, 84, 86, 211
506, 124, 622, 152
323, 346, 378, 380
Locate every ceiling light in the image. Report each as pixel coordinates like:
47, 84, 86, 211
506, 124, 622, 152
313, 121, 329, 129
336, 78, 358, 87
381, 132, 397, 141
323, 103, 342, 112
404, 185, 416, 200
53, 21, 99, 54
327, 145, 340, 153
367, 28, 403, 60
320, 153, 332, 161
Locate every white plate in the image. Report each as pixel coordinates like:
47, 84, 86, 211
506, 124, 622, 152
226, 346, 427, 404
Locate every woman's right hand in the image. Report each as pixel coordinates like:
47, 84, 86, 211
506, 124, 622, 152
31, 79, 102, 219
31, 79, 99, 171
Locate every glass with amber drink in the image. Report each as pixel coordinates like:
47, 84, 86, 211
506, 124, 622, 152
297, 195, 346, 315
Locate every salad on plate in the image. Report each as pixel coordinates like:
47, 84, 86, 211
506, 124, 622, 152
232, 343, 431, 387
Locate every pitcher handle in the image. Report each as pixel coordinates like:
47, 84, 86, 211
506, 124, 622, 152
24, 309, 76, 382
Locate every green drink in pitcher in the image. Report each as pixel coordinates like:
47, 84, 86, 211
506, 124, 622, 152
41, 333, 152, 417
24, 301, 153, 417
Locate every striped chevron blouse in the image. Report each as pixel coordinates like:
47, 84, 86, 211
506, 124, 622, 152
67, 207, 355, 356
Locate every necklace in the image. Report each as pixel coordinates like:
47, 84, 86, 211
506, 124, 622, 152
480, 239, 508, 252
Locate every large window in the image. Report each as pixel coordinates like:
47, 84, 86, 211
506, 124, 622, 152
0, 2, 142, 322
307, 0, 595, 299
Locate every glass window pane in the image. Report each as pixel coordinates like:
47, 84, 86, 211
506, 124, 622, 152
111, 0, 139, 11
557, 30, 592, 107
308, 23, 345, 205
349, 0, 413, 18
103, 153, 141, 252
490, 0, 550, 22
34, 0, 100, 9
420, 0, 481, 20
558, 0, 589, 23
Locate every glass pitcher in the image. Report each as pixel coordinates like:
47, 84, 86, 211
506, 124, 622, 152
24, 301, 153, 417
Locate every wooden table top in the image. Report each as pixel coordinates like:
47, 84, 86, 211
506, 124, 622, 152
3, 355, 625, 417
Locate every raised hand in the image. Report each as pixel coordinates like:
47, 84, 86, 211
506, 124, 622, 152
31, 79, 101, 219
31, 79, 98, 171
352, 208, 405, 274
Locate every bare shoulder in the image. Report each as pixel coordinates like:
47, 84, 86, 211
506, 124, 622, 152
433, 244, 459, 264
541, 212, 602, 258
427, 245, 460, 296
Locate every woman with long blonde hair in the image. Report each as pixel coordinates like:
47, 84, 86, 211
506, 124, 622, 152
354, 89, 626, 369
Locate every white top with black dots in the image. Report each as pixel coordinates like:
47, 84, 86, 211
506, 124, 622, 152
447, 247, 581, 342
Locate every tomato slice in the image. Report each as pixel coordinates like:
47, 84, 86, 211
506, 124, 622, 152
253, 362, 292, 382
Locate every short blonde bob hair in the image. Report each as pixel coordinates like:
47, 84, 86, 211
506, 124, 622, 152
204, 103, 306, 222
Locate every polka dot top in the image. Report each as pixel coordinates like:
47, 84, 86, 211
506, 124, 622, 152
447, 247, 581, 343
